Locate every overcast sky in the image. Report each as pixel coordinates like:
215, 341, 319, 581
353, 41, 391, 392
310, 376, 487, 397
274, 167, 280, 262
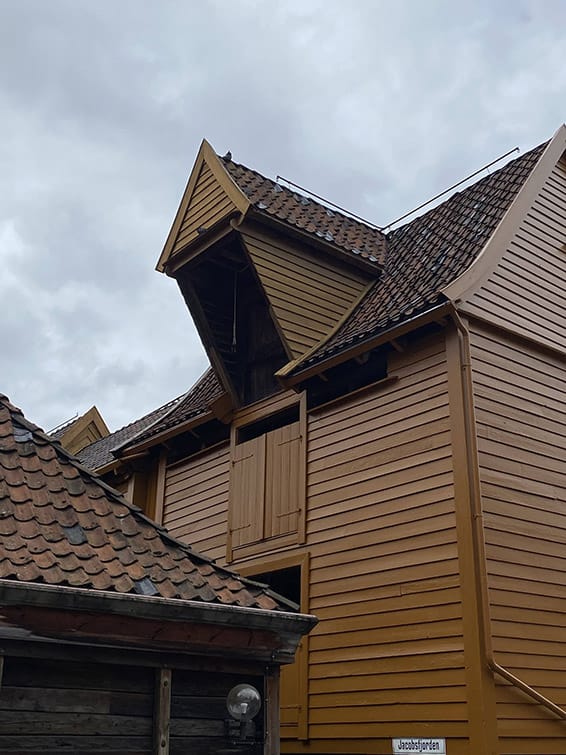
1, 0, 566, 433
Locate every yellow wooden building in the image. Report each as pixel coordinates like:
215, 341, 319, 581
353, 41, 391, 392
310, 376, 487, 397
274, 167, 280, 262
77, 125, 566, 755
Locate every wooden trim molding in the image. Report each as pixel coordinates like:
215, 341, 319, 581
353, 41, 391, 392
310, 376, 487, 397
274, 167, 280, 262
442, 124, 566, 303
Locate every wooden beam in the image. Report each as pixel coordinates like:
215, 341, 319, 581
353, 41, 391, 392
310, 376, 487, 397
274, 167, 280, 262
153, 448, 167, 526
264, 666, 280, 755
154, 668, 172, 755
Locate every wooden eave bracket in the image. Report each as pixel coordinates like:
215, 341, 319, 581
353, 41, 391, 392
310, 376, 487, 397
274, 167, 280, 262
156, 139, 250, 273
119, 410, 215, 456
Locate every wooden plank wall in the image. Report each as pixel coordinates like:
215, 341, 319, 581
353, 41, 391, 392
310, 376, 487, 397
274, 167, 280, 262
241, 227, 370, 358
462, 154, 566, 355
306, 334, 468, 751
0, 656, 153, 754
470, 323, 566, 753
160, 333, 473, 752
172, 162, 236, 256
163, 444, 230, 564
170, 669, 264, 755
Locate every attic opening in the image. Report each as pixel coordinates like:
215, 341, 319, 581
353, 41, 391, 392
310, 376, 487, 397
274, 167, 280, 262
303, 346, 389, 410
167, 418, 231, 466
176, 234, 288, 408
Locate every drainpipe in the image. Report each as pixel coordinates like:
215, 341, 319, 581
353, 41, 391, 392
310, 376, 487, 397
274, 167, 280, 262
451, 306, 566, 721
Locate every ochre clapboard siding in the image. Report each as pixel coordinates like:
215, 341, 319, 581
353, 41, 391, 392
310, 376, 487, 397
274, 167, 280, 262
240, 226, 371, 358
171, 162, 236, 256
163, 444, 230, 564
462, 155, 566, 354
470, 322, 566, 752
305, 334, 468, 746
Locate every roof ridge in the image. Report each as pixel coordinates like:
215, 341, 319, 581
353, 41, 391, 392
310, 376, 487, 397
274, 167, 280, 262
220, 153, 382, 231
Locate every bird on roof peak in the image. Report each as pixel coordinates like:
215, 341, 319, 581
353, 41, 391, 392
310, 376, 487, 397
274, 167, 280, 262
221, 150, 232, 162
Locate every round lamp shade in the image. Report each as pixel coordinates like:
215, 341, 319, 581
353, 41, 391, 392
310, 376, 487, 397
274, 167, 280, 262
226, 683, 262, 721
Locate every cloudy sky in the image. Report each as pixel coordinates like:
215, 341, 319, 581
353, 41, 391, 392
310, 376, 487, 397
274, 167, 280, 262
1, 0, 565, 433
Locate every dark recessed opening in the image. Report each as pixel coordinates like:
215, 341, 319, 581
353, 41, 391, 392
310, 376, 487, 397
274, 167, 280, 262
249, 565, 301, 607
237, 405, 300, 444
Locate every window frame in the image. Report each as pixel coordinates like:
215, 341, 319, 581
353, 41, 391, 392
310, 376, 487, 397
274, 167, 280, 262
238, 551, 310, 741
227, 391, 307, 561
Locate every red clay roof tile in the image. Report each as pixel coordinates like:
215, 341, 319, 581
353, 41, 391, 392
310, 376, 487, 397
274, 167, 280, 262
0, 395, 296, 612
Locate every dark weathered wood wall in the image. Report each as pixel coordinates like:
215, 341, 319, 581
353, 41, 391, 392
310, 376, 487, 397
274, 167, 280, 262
0, 654, 266, 755
0, 656, 154, 754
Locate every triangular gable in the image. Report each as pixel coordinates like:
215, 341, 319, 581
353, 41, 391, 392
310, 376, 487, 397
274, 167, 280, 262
443, 124, 566, 353
156, 140, 250, 272
57, 405, 109, 455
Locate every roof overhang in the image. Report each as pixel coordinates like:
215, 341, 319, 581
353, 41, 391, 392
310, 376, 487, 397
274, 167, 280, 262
278, 300, 452, 387
0, 580, 317, 664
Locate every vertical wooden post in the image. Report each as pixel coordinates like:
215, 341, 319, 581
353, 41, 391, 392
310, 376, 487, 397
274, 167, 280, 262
264, 665, 280, 755
153, 448, 168, 525
154, 668, 171, 755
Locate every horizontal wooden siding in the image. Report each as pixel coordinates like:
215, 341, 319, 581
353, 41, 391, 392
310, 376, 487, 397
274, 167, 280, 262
470, 323, 566, 752
172, 163, 236, 256
306, 334, 468, 750
241, 227, 370, 358
463, 155, 566, 355
163, 444, 230, 564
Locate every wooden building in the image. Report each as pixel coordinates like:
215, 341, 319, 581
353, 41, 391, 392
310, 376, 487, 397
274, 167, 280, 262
0, 394, 315, 754
78, 124, 566, 755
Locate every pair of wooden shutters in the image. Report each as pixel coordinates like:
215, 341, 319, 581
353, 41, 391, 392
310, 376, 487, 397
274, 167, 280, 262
230, 420, 303, 549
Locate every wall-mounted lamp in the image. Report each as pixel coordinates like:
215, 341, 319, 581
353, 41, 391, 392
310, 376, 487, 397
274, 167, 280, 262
226, 683, 262, 742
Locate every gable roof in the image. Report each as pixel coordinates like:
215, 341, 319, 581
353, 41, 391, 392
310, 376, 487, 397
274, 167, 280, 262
50, 405, 110, 456
81, 136, 551, 458
0, 394, 291, 611
76, 394, 183, 470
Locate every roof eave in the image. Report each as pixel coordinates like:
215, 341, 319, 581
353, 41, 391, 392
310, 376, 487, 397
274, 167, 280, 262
242, 206, 383, 276
0, 580, 317, 662
279, 301, 452, 386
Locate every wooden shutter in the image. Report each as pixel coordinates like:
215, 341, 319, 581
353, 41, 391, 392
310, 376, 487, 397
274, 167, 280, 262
229, 435, 265, 548
265, 421, 302, 539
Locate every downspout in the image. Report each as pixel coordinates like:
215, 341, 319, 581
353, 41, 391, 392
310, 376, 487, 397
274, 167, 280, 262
451, 306, 566, 721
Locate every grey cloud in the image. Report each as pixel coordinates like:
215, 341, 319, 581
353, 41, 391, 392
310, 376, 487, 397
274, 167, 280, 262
2, 0, 566, 431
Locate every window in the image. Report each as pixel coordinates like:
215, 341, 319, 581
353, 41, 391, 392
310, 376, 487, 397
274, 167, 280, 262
228, 396, 306, 559
242, 554, 309, 740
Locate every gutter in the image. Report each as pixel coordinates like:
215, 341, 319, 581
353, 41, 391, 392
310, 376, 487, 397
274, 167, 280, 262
451, 306, 566, 722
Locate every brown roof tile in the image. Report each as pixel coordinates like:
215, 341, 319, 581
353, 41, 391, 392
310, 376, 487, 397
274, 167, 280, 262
295, 142, 547, 369
221, 156, 387, 268
119, 368, 223, 450
75, 394, 183, 470
0, 395, 295, 611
